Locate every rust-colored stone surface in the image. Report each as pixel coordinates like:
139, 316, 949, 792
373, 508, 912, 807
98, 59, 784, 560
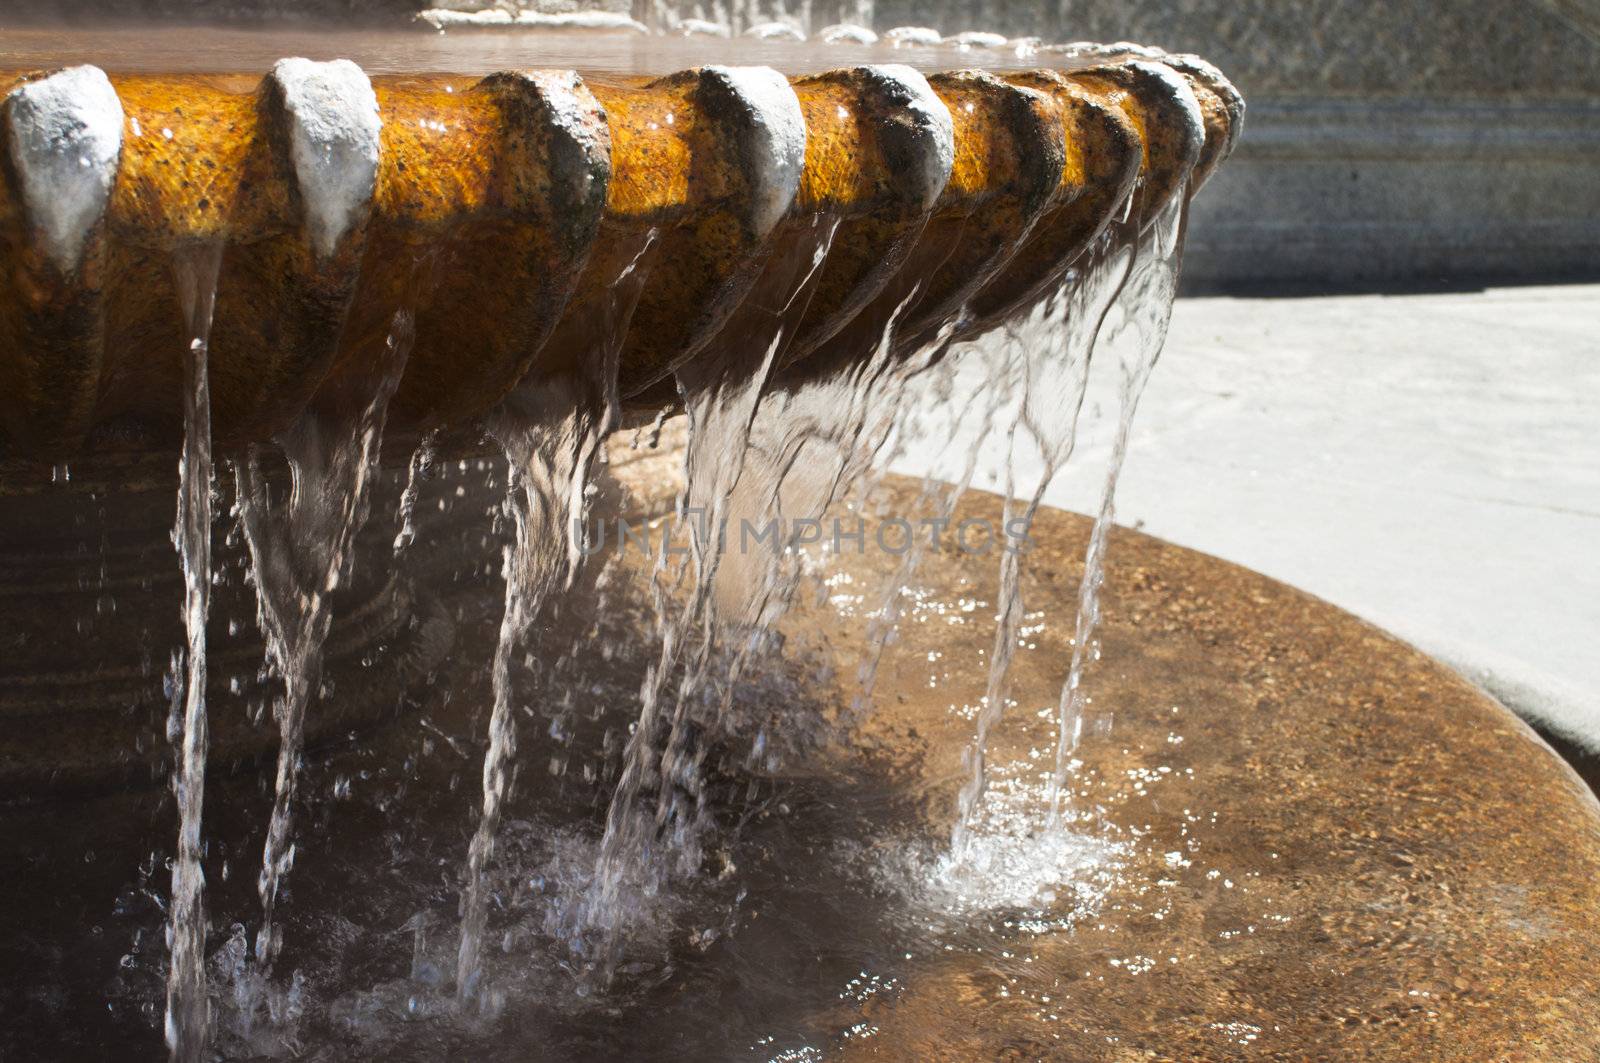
593, 71, 757, 395
0, 55, 1239, 465
1073, 61, 1207, 227
629, 65, 947, 410
101, 73, 371, 450
1168, 55, 1245, 191
959, 70, 1142, 338
795, 481, 1600, 1060
775, 68, 1071, 386
883, 69, 1065, 355
708, 67, 944, 376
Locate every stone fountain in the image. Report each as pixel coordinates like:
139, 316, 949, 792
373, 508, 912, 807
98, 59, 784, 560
0, 22, 1597, 1063
0, 45, 1234, 783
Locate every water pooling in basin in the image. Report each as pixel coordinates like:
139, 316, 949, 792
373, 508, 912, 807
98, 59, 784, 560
0, 30, 1242, 1060
12, 514, 1147, 1059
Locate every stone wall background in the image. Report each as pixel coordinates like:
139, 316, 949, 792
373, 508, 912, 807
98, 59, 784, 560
877, 0, 1600, 100
849, 1, 1598, 287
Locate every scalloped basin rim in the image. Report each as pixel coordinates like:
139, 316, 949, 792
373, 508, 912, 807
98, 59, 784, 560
0, 42, 1238, 462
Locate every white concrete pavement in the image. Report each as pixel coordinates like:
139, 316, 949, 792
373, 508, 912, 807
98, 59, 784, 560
896, 284, 1600, 751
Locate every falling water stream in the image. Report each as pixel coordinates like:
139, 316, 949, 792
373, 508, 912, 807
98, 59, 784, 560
455, 384, 603, 1008
164, 241, 224, 1063
934, 192, 1190, 854
392, 431, 438, 559
119, 197, 1195, 1059
1049, 196, 1187, 814
437, 181, 1193, 996
458, 232, 661, 1003
232, 311, 415, 994
579, 216, 839, 981
848, 352, 1008, 717
948, 219, 1132, 852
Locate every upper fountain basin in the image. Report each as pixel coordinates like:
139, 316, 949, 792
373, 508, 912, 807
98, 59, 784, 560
0, 48, 1239, 465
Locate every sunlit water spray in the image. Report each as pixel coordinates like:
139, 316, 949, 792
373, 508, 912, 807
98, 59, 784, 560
164, 241, 223, 1063
885, 762, 1127, 919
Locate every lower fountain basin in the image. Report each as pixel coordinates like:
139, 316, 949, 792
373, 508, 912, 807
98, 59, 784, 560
819, 482, 1600, 1061
4, 469, 1596, 1059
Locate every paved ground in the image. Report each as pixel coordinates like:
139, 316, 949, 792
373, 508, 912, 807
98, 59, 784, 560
898, 283, 1600, 752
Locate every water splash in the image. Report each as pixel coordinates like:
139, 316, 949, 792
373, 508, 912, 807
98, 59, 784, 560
393, 429, 438, 559
232, 311, 416, 977
164, 240, 223, 1063
888, 759, 1126, 919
